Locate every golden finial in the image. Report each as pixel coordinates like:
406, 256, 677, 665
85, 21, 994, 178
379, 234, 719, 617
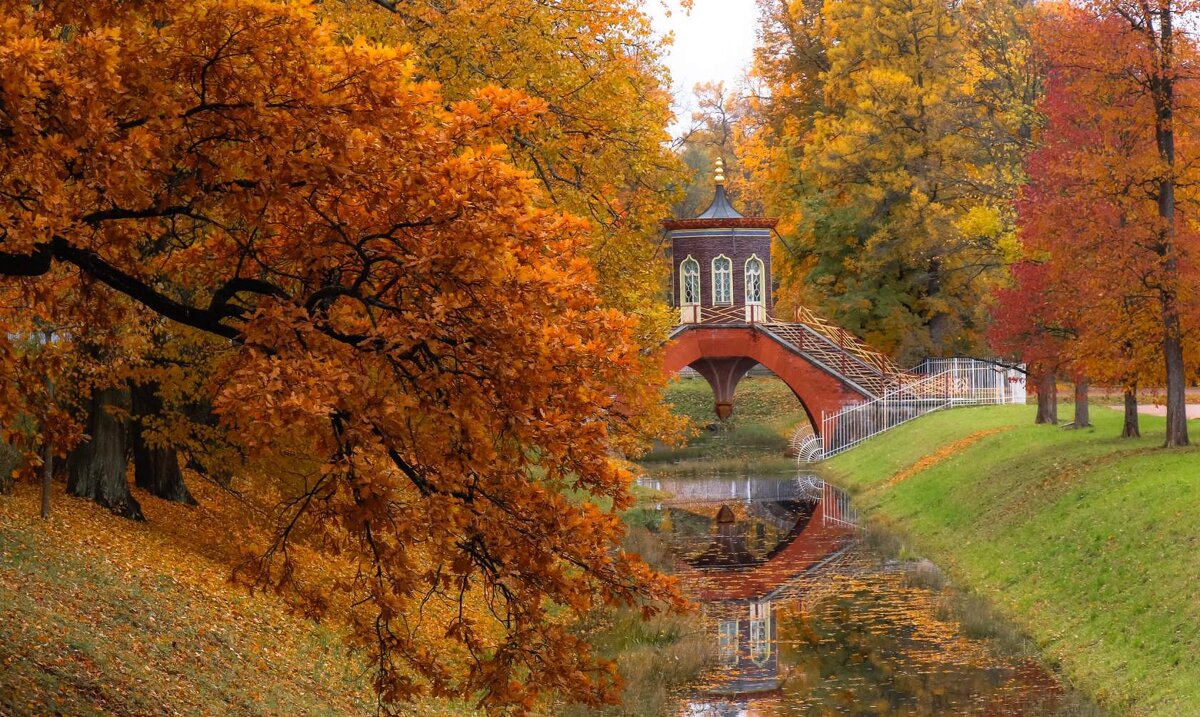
714, 156, 725, 185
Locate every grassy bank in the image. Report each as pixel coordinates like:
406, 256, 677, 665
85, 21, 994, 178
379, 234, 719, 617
826, 404, 1200, 716
642, 376, 808, 475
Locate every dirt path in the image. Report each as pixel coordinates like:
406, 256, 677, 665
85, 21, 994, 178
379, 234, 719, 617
1106, 404, 1200, 419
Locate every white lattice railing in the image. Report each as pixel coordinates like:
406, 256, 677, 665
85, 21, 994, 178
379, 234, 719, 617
821, 480, 859, 529
794, 360, 1027, 462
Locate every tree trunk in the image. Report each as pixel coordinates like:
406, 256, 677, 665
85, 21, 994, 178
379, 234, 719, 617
67, 387, 142, 520
41, 379, 55, 519
1035, 372, 1058, 425
180, 399, 237, 486
1122, 385, 1141, 438
1161, 310, 1189, 446
130, 381, 196, 505
40, 440, 53, 519
926, 258, 950, 355
1068, 379, 1091, 429
1151, 5, 1189, 448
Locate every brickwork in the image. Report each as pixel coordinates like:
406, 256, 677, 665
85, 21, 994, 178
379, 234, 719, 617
669, 229, 774, 313
664, 326, 867, 426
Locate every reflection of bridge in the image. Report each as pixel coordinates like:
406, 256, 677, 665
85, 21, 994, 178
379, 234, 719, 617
676, 490, 854, 603
655, 476, 859, 707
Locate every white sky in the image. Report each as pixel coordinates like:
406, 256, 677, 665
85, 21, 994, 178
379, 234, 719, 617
645, 0, 760, 139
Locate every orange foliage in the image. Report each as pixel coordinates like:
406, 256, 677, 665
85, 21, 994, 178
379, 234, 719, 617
0, 1, 683, 711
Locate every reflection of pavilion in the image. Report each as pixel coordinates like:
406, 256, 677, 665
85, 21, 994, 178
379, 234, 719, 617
666, 482, 858, 711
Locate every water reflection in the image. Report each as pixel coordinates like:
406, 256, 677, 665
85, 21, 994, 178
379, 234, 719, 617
638, 475, 1065, 716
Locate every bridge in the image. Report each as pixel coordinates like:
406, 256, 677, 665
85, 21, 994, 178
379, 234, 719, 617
663, 306, 904, 428
662, 162, 1025, 460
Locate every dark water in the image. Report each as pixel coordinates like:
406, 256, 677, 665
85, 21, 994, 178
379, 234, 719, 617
636, 474, 1068, 717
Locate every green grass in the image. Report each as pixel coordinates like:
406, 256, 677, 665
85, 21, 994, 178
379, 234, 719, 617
826, 405, 1200, 716
642, 376, 809, 475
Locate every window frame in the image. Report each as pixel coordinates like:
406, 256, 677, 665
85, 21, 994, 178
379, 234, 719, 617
744, 254, 764, 306
711, 254, 733, 306
748, 600, 771, 665
680, 255, 701, 306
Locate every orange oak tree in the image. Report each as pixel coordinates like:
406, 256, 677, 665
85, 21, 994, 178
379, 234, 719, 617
0, 0, 681, 711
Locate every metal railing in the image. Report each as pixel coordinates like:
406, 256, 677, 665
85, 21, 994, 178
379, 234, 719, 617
790, 305, 901, 376
790, 425, 826, 464
794, 360, 1026, 462
821, 480, 859, 529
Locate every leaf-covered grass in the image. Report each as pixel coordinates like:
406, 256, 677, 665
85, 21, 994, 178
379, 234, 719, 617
642, 375, 809, 475
0, 476, 699, 717
826, 404, 1200, 716
0, 480, 476, 717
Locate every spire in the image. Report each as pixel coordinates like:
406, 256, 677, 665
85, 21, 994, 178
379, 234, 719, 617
697, 156, 743, 220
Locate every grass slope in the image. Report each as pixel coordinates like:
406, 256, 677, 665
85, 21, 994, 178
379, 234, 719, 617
826, 405, 1200, 716
0, 483, 373, 716
0, 481, 484, 717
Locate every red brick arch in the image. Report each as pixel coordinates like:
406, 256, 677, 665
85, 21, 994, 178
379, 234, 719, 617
664, 326, 868, 429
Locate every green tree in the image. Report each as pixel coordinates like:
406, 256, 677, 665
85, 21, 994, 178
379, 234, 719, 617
743, 0, 1037, 363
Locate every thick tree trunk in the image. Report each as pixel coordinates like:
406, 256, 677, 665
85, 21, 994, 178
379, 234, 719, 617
1122, 386, 1141, 438
1035, 372, 1058, 425
130, 382, 196, 505
1068, 379, 1091, 429
67, 387, 142, 520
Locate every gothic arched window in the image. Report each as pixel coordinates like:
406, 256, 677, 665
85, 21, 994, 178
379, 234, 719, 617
749, 600, 772, 665
681, 256, 701, 306
712, 255, 733, 305
718, 620, 738, 667
745, 255, 764, 306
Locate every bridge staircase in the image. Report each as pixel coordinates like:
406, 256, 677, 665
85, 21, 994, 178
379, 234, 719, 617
673, 305, 911, 399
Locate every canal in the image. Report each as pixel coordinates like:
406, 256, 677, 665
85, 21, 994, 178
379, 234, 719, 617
635, 473, 1091, 716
